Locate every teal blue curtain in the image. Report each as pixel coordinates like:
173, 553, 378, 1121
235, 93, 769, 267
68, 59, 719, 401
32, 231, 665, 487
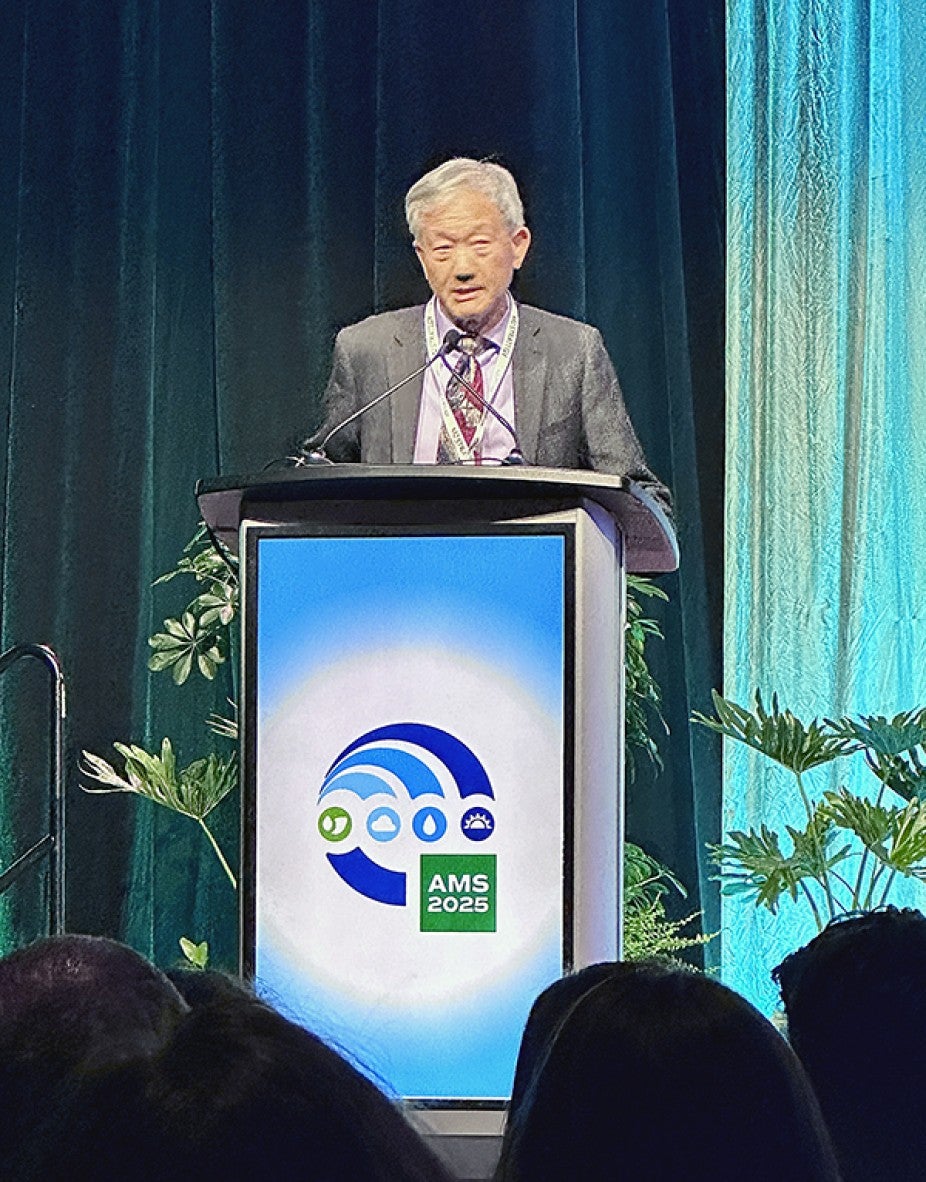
0, 0, 723, 967
726, 0, 926, 1010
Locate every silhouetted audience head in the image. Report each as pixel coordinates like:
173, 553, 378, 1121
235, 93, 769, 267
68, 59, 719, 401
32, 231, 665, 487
103, 988, 452, 1181
0, 933, 188, 1067
0, 934, 188, 1179
0, 944, 448, 1181
508, 961, 617, 1125
163, 964, 256, 1008
774, 906, 926, 1182
497, 960, 841, 1182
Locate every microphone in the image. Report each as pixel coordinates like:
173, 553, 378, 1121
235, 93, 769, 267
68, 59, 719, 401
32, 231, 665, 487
441, 337, 526, 466
293, 329, 462, 465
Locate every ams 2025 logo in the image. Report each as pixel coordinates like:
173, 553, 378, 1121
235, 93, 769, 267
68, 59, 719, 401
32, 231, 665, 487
315, 723, 497, 932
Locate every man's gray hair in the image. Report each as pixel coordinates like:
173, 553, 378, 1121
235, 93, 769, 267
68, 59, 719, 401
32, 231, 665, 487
405, 158, 526, 242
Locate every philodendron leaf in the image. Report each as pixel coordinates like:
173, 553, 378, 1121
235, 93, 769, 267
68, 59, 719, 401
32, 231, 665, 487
871, 748, 926, 805
177, 754, 238, 819
79, 750, 135, 792
709, 825, 800, 912
820, 788, 896, 854
179, 937, 209, 970
826, 710, 926, 757
693, 690, 854, 774
709, 810, 843, 913
883, 801, 926, 875
826, 710, 926, 803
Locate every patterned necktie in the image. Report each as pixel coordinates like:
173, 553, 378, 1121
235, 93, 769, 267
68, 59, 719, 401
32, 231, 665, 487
437, 336, 485, 464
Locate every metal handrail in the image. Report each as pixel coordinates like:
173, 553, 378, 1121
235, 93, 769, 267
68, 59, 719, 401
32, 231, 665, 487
0, 644, 66, 934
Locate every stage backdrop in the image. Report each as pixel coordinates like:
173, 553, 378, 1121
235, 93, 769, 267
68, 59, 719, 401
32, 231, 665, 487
727, 0, 926, 1011
0, 0, 723, 968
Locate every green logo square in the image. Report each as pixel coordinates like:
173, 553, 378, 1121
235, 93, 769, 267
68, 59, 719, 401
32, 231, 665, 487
420, 854, 496, 933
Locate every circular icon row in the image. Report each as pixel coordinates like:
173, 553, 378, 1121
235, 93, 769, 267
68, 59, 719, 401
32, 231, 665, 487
318, 804, 494, 844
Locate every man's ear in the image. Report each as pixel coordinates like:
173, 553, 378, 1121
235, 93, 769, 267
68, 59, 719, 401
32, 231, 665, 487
512, 226, 531, 270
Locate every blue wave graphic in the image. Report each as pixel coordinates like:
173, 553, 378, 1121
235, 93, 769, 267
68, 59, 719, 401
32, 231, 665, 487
327, 847, 406, 906
327, 723, 494, 801
318, 770, 398, 801
321, 744, 444, 800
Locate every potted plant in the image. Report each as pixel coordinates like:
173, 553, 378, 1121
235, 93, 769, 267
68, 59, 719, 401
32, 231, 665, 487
695, 691, 926, 930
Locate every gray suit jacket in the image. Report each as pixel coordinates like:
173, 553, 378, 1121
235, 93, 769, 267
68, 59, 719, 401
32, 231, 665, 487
317, 303, 670, 507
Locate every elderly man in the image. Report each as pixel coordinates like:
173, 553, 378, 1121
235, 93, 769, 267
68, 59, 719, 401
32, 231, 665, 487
312, 158, 669, 505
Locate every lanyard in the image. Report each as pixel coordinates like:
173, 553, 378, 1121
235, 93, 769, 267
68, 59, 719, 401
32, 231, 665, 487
424, 296, 520, 461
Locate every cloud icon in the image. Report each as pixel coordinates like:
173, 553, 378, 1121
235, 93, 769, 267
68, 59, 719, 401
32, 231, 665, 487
366, 806, 401, 842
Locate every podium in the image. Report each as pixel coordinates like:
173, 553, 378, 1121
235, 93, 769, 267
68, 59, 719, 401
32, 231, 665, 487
197, 465, 676, 1172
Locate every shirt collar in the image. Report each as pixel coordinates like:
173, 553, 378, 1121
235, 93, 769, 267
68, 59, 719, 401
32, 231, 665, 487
433, 295, 510, 357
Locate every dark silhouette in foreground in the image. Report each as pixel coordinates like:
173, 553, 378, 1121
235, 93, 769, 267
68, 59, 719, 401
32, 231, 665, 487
775, 906, 926, 1182
497, 960, 841, 1182
0, 943, 448, 1181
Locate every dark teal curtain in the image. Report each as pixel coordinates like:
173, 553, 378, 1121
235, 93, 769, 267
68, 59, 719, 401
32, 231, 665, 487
0, 0, 723, 968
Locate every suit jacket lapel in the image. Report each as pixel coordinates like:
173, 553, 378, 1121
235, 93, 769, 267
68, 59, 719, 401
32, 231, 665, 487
512, 306, 546, 464
388, 307, 426, 463
385, 301, 544, 464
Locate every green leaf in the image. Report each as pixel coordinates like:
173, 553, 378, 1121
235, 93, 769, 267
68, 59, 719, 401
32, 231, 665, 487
172, 650, 194, 685
164, 616, 193, 640
79, 750, 136, 792
626, 574, 669, 605
624, 581, 668, 779
870, 748, 926, 804
693, 689, 853, 774
81, 740, 237, 822
709, 810, 845, 914
191, 585, 239, 630
826, 710, 926, 757
147, 530, 236, 685
884, 801, 926, 874
196, 645, 225, 680
624, 841, 687, 908
179, 937, 209, 970
820, 788, 896, 854
148, 631, 186, 652
207, 704, 238, 741
147, 650, 180, 672
623, 901, 714, 965
148, 611, 227, 686
152, 525, 239, 609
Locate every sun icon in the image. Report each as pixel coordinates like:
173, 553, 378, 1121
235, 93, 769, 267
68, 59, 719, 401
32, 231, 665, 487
461, 807, 495, 841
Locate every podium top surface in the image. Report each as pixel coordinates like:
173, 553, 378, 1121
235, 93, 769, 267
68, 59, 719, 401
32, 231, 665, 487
196, 464, 679, 575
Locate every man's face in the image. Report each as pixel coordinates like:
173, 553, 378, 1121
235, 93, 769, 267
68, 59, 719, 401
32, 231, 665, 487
414, 188, 531, 331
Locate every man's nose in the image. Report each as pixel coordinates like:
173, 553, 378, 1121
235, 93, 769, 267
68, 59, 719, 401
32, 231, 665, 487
455, 271, 475, 282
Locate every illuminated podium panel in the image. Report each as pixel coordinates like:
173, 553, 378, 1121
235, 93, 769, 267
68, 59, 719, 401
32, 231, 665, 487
198, 466, 677, 1173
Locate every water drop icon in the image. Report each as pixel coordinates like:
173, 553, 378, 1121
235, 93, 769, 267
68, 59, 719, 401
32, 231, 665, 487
412, 806, 447, 843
